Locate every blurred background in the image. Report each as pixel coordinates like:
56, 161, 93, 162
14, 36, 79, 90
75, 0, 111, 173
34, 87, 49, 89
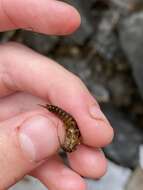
1, 0, 143, 189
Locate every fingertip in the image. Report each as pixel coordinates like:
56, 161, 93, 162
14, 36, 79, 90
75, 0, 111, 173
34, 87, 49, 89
92, 149, 108, 178
68, 145, 108, 179
78, 112, 114, 148
65, 7, 81, 34
89, 121, 114, 148
62, 173, 86, 190
33, 156, 86, 190
57, 4, 81, 35
0, 0, 81, 35
101, 124, 114, 147
87, 104, 114, 147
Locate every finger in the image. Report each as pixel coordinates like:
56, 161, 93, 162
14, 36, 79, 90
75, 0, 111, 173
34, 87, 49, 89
32, 155, 86, 190
68, 145, 107, 178
0, 0, 80, 34
0, 110, 64, 189
0, 43, 113, 147
0, 92, 46, 121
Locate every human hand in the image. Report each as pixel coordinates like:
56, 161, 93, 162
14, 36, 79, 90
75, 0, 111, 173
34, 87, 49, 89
0, 0, 114, 189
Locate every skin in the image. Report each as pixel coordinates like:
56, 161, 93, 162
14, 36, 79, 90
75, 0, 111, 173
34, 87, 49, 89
0, 0, 114, 190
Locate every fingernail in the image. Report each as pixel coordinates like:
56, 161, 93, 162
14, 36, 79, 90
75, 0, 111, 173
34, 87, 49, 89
89, 105, 114, 145
19, 115, 59, 162
89, 105, 108, 121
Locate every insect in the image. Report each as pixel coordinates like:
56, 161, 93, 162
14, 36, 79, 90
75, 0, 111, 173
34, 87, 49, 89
40, 104, 81, 153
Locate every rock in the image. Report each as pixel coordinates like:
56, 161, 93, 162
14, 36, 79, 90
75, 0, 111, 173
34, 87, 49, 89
110, 0, 140, 14
62, 0, 94, 45
56, 56, 110, 103
102, 104, 143, 168
89, 10, 120, 59
70, 0, 127, 59
56, 57, 91, 80
0, 30, 17, 42
87, 161, 131, 190
89, 83, 110, 103
21, 31, 59, 54
125, 146, 143, 190
10, 176, 47, 190
139, 145, 143, 169
125, 167, 143, 190
119, 12, 143, 99
107, 75, 133, 106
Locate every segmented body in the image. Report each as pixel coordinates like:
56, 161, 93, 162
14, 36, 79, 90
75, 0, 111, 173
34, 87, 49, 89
41, 104, 81, 153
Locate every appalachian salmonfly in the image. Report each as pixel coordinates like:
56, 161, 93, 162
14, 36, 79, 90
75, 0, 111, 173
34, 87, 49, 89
40, 104, 81, 153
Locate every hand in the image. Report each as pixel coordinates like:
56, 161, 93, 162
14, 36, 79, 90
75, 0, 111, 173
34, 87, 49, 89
0, 0, 114, 189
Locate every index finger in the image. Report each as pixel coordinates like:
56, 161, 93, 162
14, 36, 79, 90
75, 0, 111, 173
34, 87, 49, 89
0, 43, 113, 148
0, 0, 80, 34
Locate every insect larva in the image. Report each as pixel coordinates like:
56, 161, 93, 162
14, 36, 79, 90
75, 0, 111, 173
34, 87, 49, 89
40, 104, 81, 153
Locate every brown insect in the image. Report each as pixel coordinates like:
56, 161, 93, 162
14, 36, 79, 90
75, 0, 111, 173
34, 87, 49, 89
40, 104, 81, 153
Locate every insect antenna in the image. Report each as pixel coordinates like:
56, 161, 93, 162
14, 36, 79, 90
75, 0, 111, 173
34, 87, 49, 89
38, 104, 47, 108
56, 119, 66, 151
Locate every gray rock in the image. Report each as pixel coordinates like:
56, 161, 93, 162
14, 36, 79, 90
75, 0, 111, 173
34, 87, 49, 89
89, 10, 120, 59
10, 176, 47, 190
62, 0, 94, 45
110, 0, 139, 13
90, 83, 110, 103
56, 57, 91, 83
120, 12, 143, 98
0, 31, 17, 42
139, 145, 143, 169
107, 75, 133, 106
125, 167, 143, 190
102, 104, 143, 168
56, 56, 110, 103
21, 31, 59, 54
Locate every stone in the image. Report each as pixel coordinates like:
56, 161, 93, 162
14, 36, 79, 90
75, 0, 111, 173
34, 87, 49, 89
56, 56, 110, 103
89, 10, 120, 59
21, 31, 59, 54
102, 104, 143, 168
0, 30, 17, 42
55, 57, 92, 85
10, 176, 47, 190
125, 167, 143, 190
89, 83, 110, 103
119, 12, 143, 99
125, 146, 143, 190
107, 75, 133, 107
139, 145, 143, 169
62, 0, 94, 45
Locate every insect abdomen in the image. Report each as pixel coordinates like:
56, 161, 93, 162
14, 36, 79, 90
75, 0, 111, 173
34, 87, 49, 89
40, 104, 81, 152
47, 105, 74, 123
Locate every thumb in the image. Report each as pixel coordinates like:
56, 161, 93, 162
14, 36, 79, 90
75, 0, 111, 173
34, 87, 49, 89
0, 110, 62, 189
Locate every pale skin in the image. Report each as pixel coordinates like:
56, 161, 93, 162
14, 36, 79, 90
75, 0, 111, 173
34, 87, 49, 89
0, 0, 114, 190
